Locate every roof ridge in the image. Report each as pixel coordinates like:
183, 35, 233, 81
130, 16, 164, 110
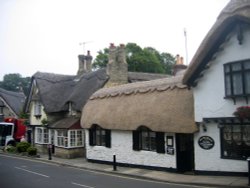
90, 76, 187, 100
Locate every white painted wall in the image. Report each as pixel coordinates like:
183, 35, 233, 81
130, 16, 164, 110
85, 129, 176, 169
193, 27, 250, 172
194, 123, 248, 172
194, 28, 250, 122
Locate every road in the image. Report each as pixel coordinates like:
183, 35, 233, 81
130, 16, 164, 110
0, 155, 212, 188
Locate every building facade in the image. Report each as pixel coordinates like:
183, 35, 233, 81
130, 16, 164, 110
183, 0, 250, 175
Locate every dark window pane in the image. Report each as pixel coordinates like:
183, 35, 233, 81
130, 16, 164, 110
225, 65, 230, 73
225, 75, 231, 96
232, 63, 241, 71
222, 125, 250, 160
232, 73, 243, 95
245, 72, 250, 94
244, 61, 250, 69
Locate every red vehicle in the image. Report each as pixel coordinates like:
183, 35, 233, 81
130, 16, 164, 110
0, 118, 26, 146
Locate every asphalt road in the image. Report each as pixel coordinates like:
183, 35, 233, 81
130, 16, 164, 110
0, 155, 211, 188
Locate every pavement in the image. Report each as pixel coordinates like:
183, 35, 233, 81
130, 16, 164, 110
0, 151, 249, 188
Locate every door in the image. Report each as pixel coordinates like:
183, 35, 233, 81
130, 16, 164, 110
176, 133, 194, 172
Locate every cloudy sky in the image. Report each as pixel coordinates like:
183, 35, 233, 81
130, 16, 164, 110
0, 0, 230, 80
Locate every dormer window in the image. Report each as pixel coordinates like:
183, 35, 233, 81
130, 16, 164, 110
34, 101, 42, 118
224, 59, 250, 99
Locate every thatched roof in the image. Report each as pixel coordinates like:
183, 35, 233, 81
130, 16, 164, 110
49, 116, 81, 129
128, 72, 169, 82
183, 0, 250, 85
31, 69, 108, 113
0, 88, 25, 116
81, 76, 197, 133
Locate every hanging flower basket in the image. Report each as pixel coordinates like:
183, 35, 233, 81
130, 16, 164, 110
233, 106, 250, 119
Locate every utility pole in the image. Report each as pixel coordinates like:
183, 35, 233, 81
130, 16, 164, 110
184, 28, 189, 65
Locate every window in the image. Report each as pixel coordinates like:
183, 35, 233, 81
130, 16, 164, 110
34, 101, 42, 117
221, 124, 250, 160
133, 126, 165, 153
89, 125, 111, 148
69, 130, 84, 147
57, 130, 68, 147
224, 60, 250, 97
35, 127, 49, 144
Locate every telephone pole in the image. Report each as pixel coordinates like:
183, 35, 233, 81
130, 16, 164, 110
184, 28, 189, 65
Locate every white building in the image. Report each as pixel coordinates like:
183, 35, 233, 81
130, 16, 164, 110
183, 0, 250, 175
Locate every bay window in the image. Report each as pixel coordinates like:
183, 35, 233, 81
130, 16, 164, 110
35, 127, 49, 144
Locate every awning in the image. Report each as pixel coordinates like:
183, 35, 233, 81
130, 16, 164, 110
81, 76, 198, 133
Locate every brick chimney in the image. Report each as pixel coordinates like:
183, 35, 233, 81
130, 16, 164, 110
77, 51, 92, 75
106, 43, 128, 87
173, 54, 187, 76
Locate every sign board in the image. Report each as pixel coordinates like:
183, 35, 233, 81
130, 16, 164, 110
198, 136, 215, 150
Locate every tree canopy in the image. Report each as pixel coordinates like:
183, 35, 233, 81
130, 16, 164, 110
92, 43, 175, 74
0, 73, 31, 96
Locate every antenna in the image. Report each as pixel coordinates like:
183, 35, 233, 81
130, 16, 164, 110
79, 41, 93, 54
184, 28, 189, 65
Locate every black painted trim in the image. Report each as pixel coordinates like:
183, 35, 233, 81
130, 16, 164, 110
87, 159, 177, 173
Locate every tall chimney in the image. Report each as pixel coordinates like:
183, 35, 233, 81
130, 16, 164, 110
173, 54, 187, 76
77, 51, 92, 75
106, 43, 128, 87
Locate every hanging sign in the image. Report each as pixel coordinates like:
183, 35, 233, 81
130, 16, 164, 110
198, 136, 215, 150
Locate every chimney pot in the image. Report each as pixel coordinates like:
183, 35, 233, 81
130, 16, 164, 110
110, 43, 115, 48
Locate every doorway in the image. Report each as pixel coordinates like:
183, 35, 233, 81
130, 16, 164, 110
176, 133, 194, 172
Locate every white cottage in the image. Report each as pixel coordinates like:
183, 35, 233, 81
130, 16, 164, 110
183, 0, 250, 175
81, 76, 198, 172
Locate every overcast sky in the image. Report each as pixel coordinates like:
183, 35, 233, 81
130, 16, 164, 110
0, 0, 230, 80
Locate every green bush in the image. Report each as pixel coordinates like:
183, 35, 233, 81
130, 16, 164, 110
16, 142, 31, 153
27, 146, 37, 156
5, 145, 17, 153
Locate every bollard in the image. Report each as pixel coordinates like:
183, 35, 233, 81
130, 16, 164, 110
247, 157, 250, 185
113, 154, 117, 171
48, 144, 52, 160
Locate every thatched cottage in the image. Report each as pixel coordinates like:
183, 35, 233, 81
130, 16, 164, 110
0, 88, 25, 120
81, 74, 197, 172
183, 0, 250, 175
24, 45, 169, 158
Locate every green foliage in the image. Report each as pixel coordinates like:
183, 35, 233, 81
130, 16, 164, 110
92, 48, 109, 69
27, 146, 37, 156
16, 142, 31, 153
92, 43, 175, 74
5, 145, 17, 153
41, 118, 49, 126
0, 73, 31, 96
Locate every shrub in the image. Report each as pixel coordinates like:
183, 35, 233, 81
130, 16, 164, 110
5, 145, 17, 153
16, 142, 31, 153
27, 146, 37, 156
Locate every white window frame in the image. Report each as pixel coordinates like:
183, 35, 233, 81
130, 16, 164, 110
54, 129, 84, 148
34, 101, 42, 116
35, 127, 49, 144
69, 130, 84, 148
56, 130, 68, 148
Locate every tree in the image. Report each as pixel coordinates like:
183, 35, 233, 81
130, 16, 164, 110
0, 73, 31, 96
92, 43, 175, 74
92, 48, 109, 69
